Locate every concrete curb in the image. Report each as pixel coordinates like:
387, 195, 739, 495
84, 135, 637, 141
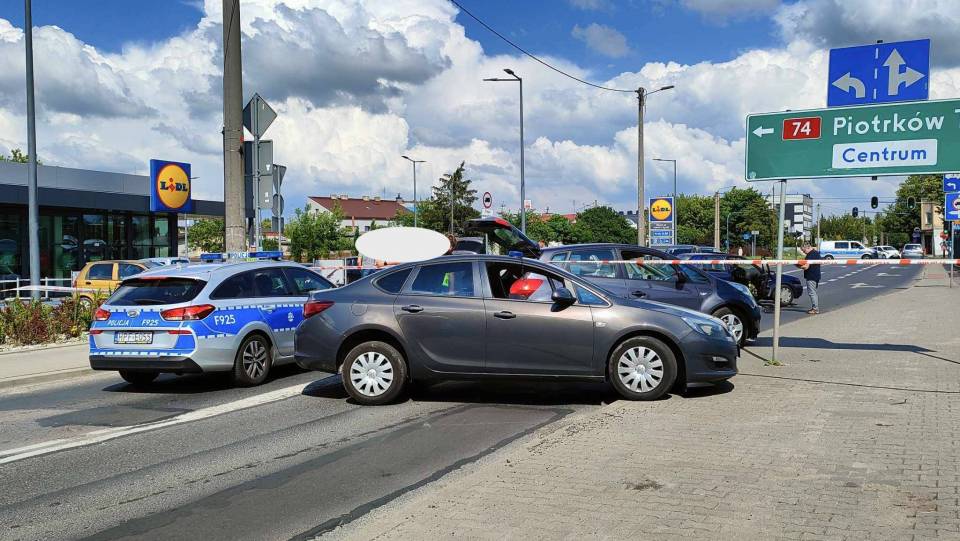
0, 340, 87, 357
0, 367, 97, 391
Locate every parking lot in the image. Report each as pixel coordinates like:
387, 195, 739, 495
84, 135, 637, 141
0, 265, 954, 540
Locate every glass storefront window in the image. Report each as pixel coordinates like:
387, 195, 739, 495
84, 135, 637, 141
83, 214, 107, 262
0, 212, 21, 280
108, 214, 127, 260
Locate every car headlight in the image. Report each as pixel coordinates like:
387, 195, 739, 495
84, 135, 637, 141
682, 316, 729, 339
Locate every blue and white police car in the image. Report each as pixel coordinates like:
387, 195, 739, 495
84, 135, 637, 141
89, 252, 334, 386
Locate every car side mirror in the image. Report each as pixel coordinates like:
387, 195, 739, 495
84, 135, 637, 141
551, 287, 576, 305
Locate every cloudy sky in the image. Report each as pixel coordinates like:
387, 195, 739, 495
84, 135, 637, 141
0, 0, 958, 218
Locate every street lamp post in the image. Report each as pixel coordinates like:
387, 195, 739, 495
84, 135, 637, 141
713, 184, 740, 252
24, 0, 40, 300
401, 155, 425, 227
484, 69, 525, 233
653, 158, 677, 244
635, 85, 675, 246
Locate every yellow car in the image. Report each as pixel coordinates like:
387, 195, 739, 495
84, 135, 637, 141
74, 260, 151, 309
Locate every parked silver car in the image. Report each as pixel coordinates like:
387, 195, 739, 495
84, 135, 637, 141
295, 255, 738, 405
902, 244, 924, 258
90, 260, 334, 386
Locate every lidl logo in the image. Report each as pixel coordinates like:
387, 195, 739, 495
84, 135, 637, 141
150, 159, 193, 212
649, 197, 673, 222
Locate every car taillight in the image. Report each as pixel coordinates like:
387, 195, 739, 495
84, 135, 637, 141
160, 304, 215, 321
304, 300, 334, 318
94, 308, 110, 321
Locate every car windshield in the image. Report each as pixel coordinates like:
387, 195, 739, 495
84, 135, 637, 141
108, 278, 207, 306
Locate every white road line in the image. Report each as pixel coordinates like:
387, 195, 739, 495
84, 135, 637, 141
0, 382, 311, 465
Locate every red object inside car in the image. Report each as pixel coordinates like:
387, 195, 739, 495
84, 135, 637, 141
509, 278, 544, 299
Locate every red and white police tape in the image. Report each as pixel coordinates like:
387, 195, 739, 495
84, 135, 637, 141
309, 258, 959, 270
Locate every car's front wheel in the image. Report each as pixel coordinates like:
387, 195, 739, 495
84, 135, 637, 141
713, 307, 747, 346
779, 285, 794, 306
823, 255, 834, 260
608, 336, 677, 401
341, 341, 408, 405
119, 370, 158, 386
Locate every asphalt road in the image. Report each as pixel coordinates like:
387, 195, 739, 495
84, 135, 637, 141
0, 262, 921, 540
756, 262, 921, 333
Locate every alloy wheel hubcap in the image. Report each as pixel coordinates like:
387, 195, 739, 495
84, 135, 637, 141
242, 340, 267, 379
720, 314, 744, 341
617, 347, 664, 393
350, 352, 394, 397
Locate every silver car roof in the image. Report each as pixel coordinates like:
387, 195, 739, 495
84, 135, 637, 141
132, 260, 305, 282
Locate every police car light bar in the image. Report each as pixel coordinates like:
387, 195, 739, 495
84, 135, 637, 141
199, 251, 284, 262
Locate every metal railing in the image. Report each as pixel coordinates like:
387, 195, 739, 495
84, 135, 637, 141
0, 277, 75, 300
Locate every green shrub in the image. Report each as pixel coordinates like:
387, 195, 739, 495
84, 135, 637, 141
0, 296, 100, 346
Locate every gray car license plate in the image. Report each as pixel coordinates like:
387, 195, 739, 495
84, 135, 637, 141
114, 331, 153, 345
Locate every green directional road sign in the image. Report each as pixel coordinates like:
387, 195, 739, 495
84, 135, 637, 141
745, 98, 960, 180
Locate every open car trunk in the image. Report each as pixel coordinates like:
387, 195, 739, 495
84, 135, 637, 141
463, 217, 541, 258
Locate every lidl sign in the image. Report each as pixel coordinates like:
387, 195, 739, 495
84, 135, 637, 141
648, 196, 674, 247
150, 159, 193, 212
649, 197, 674, 222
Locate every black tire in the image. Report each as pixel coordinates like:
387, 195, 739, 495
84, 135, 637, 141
119, 370, 158, 386
340, 341, 408, 405
233, 333, 273, 386
608, 336, 677, 401
712, 306, 748, 346
779, 285, 794, 306
861, 254, 872, 259
823, 255, 834, 260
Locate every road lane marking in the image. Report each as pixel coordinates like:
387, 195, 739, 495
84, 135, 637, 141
0, 382, 312, 465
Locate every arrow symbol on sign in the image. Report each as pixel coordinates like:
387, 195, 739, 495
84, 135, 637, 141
884, 49, 925, 97
752, 126, 774, 138
831, 72, 866, 98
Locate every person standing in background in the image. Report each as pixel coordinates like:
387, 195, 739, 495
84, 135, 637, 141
798, 242, 821, 314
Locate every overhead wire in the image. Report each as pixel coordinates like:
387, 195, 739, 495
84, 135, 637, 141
448, 0, 635, 94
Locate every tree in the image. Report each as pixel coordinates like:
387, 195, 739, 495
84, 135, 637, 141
877, 174, 944, 247
719, 188, 777, 252
674, 194, 716, 245
571, 206, 635, 244
0, 148, 39, 164
818, 214, 873, 242
187, 219, 225, 253
499, 210, 576, 245
286, 203, 349, 262
391, 162, 480, 233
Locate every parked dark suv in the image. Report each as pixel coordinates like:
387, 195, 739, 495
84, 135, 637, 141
464, 217, 760, 345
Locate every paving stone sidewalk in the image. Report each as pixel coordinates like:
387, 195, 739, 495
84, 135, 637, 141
324, 275, 960, 540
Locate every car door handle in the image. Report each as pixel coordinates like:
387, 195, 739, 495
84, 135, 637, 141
85, 281, 92, 285
494, 311, 516, 319
630, 289, 647, 298
401, 305, 423, 313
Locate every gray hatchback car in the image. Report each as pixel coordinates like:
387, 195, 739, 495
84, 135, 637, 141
295, 255, 738, 405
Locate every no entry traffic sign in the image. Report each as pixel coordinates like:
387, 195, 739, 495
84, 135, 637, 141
482, 192, 492, 209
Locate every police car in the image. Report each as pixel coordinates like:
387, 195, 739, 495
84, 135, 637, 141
89, 252, 334, 386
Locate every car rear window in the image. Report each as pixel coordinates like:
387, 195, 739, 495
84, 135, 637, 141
374, 268, 412, 294
109, 278, 206, 306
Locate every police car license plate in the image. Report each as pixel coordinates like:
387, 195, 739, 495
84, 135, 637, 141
114, 331, 153, 345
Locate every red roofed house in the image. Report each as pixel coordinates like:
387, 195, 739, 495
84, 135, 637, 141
307, 195, 411, 233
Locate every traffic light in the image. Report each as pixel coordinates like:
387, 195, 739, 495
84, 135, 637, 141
870, 196, 878, 209
852, 207, 859, 218
907, 197, 916, 209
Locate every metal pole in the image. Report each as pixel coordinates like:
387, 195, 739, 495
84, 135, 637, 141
725, 213, 730, 252
713, 191, 720, 250
184, 217, 189, 257
519, 77, 526, 234
772, 179, 787, 363
450, 179, 454, 234
636, 88, 646, 246
253, 99, 261, 252
222, 0, 245, 252
413, 161, 418, 228
24, 0, 40, 301
816, 203, 821, 245
672, 160, 677, 244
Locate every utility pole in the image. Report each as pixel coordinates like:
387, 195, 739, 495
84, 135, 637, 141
222, 0, 245, 252
713, 191, 721, 250
24, 0, 40, 300
815, 203, 821, 245
636, 87, 645, 246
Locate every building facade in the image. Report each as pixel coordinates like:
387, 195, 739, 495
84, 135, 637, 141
766, 193, 814, 242
307, 195, 410, 233
0, 162, 226, 280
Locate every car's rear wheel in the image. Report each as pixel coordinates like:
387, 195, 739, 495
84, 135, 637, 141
341, 341, 408, 405
119, 370, 158, 386
823, 254, 834, 260
608, 336, 677, 401
233, 334, 272, 386
779, 285, 794, 306
78, 296, 94, 311
712, 307, 747, 346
